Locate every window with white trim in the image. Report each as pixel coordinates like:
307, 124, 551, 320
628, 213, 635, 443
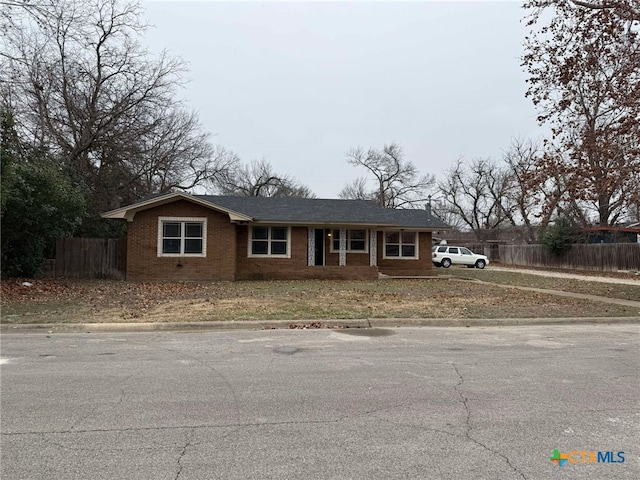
330, 229, 368, 253
383, 231, 418, 259
158, 217, 207, 257
249, 226, 290, 257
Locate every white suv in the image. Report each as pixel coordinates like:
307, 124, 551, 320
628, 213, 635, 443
432, 245, 489, 269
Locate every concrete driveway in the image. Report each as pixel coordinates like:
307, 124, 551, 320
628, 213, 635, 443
1, 325, 638, 479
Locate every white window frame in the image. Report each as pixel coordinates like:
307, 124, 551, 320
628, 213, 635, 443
157, 217, 207, 257
330, 229, 369, 254
382, 230, 419, 260
248, 226, 291, 258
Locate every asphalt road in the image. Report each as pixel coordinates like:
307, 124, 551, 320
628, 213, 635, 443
1, 325, 638, 480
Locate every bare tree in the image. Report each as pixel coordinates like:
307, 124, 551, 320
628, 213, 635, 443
429, 198, 468, 231
340, 143, 435, 208
568, 0, 639, 16
626, 171, 640, 224
0, 0, 230, 230
135, 115, 238, 195
213, 159, 315, 198
436, 158, 513, 242
434, 139, 577, 243
522, 0, 640, 226
338, 177, 372, 201
500, 137, 567, 242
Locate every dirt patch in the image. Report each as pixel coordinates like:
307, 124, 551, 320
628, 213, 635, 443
2, 277, 639, 324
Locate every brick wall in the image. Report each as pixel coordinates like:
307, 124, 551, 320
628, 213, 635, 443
238, 265, 379, 281
126, 200, 236, 281
377, 231, 434, 276
325, 250, 370, 266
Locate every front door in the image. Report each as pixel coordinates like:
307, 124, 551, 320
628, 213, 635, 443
314, 229, 325, 266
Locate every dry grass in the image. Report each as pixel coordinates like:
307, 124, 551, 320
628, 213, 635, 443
451, 267, 640, 301
1, 274, 639, 324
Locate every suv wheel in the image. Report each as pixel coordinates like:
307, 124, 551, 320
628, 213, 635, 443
441, 258, 452, 268
475, 259, 486, 269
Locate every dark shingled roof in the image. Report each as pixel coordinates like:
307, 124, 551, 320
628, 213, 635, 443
197, 195, 450, 229
103, 192, 451, 229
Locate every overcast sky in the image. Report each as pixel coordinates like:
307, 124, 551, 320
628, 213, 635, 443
142, 0, 542, 198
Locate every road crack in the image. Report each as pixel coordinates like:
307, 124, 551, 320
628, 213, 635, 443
68, 373, 134, 431
452, 363, 471, 431
452, 363, 527, 480
174, 428, 194, 480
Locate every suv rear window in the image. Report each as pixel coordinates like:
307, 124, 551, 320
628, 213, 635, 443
437, 246, 447, 252
449, 247, 459, 254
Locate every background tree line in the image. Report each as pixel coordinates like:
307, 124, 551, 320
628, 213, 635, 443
1, 0, 638, 276
0, 0, 313, 276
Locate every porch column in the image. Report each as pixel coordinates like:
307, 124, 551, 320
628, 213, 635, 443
307, 228, 315, 266
339, 228, 347, 266
369, 229, 377, 266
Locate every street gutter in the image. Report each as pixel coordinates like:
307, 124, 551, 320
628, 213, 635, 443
1, 316, 638, 334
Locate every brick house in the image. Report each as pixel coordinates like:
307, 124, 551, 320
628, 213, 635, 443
102, 192, 450, 281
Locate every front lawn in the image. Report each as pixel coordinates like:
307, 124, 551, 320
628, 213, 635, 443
1, 273, 638, 323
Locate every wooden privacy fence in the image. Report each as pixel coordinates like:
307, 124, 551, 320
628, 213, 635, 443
55, 238, 127, 279
498, 243, 640, 272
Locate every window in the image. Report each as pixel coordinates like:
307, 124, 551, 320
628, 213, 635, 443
384, 231, 418, 259
460, 248, 472, 255
448, 247, 459, 254
158, 217, 206, 257
249, 226, 290, 257
331, 229, 368, 253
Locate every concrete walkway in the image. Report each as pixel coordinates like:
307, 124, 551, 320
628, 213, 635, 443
466, 277, 640, 309
490, 266, 640, 285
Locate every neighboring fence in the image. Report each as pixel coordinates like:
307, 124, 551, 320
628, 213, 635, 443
498, 243, 640, 272
54, 238, 127, 279
463, 244, 500, 262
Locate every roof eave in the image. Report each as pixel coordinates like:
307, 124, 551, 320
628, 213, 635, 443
249, 220, 452, 230
101, 192, 253, 222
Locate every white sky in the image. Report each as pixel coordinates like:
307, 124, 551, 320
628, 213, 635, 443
141, 0, 542, 198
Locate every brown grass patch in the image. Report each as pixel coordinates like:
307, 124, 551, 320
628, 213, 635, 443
1, 277, 638, 324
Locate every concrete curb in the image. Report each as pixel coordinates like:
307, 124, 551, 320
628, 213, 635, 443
0, 319, 371, 334
368, 317, 640, 328
1, 316, 638, 334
